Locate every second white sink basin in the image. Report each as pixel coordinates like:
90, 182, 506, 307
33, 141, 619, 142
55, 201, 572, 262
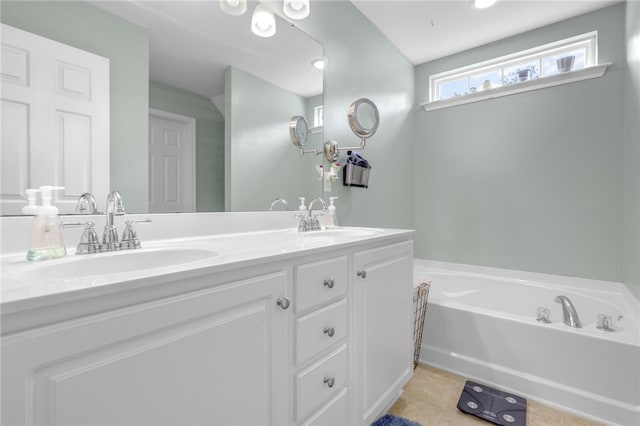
9, 248, 219, 281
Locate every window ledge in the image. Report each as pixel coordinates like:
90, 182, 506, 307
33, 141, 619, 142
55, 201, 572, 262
310, 125, 323, 134
421, 63, 611, 112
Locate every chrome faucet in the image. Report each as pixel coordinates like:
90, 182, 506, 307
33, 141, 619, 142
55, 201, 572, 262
296, 197, 326, 232
308, 197, 327, 215
102, 190, 126, 251
75, 193, 98, 214
269, 198, 289, 211
555, 295, 582, 328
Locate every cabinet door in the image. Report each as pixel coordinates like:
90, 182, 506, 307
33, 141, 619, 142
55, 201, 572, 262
1, 272, 289, 426
352, 241, 414, 426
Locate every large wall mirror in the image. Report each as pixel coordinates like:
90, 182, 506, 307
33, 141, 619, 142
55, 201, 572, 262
0, 0, 324, 215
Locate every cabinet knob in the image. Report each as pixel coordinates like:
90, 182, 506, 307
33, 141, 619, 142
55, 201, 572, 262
323, 278, 335, 289
357, 270, 367, 278
276, 297, 290, 310
323, 326, 335, 337
323, 376, 335, 388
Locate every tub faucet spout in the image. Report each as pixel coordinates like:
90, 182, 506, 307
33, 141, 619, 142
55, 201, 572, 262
554, 295, 581, 328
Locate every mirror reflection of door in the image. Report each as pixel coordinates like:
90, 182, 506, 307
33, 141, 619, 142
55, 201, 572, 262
148, 109, 195, 213
1, 24, 110, 215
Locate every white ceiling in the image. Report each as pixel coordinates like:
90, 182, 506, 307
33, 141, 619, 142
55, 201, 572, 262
88, 0, 621, 104
350, 0, 622, 65
88, 0, 323, 103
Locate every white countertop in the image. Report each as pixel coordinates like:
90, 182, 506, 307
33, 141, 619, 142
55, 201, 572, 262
1, 222, 413, 313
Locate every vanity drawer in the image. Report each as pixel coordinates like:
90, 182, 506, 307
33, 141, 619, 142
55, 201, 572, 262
302, 388, 348, 426
296, 345, 347, 422
296, 299, 347, 365
295, 256, 347, 313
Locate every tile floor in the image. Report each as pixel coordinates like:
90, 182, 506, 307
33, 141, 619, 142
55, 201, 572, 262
388, 364, 603, 426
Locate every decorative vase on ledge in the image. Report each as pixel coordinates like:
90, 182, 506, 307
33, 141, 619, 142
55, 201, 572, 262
556, 55, 575, 73
517, 69, 532, 81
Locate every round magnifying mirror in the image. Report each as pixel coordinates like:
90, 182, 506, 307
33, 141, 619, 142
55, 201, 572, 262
289, 115, 309, 147
347, 98, 379, 139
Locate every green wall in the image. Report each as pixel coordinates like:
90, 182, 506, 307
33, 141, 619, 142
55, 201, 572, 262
292, 0, 415, 229
624, 0, 640, 299
225, 67, 319, 211
0, 1, 149, 212
413, 5, 626, 283
149, 81, 225, 212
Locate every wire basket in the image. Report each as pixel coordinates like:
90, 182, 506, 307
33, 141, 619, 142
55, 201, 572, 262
413, 280, 431, 369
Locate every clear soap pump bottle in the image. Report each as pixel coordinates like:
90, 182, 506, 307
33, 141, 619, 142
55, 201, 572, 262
298, 197, 307, 211
26, 186, 67, 261
326, 197, 339, 229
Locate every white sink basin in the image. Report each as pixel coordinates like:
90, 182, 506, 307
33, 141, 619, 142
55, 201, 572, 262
9, 248, 219, 281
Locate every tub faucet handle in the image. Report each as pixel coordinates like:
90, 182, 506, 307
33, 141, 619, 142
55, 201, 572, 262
536, 307, 551, 323
596, 314, 615, 332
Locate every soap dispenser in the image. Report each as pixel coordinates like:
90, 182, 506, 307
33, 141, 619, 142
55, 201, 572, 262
298, 197, 307, 211
22, 188, 40, 215
326, 197, 339, 228
26, 186, 67, 261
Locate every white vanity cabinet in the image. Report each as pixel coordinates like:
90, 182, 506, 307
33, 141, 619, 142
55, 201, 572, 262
1, 230, 414, 426
1, 270, 290, 426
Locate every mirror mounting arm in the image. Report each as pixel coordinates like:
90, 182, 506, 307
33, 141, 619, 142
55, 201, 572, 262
323, 138, 367, 162
299, 147, 322, 157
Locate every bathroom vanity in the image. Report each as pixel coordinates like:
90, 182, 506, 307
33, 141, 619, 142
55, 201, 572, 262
0, 213, 414, 426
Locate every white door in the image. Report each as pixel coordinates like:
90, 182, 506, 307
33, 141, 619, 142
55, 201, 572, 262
0, 24, 109, 215
148, 109, 195, 213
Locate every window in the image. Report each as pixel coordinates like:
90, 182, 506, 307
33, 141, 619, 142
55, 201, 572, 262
428, 32, 598, 103
313, 105, 324, 128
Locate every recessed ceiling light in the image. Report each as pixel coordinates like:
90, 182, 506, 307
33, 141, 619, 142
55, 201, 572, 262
470, 0, 498, 10
311, 59, 324, 70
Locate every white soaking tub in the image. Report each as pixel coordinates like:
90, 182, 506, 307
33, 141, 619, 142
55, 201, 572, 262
414, 259, 640, 426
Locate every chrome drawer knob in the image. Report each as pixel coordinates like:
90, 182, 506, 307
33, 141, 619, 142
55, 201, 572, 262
323, 326, 335, 337
323, 278, 335, 289
323, 376, 335, 388
276, 297, 290, 310
357, 270, 367, 278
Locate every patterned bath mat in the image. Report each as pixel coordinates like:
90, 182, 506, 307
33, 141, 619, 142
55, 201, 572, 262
457, 380, 527, 425
371, 414, 422, 426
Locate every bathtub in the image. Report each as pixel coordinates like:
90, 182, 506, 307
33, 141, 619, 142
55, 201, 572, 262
414, 259, 640, 426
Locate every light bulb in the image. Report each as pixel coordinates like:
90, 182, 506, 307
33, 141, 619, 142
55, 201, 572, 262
283, 0, 309, 20
470, 0, 497, 10
251, 4, 276, 37
220, 0, 247, 16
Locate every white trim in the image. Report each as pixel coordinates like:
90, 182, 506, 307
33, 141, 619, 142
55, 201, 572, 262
148, 108, 196, 212
422, 63, 610, 112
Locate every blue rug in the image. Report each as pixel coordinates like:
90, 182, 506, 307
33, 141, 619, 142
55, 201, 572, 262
371, 414, 422, 426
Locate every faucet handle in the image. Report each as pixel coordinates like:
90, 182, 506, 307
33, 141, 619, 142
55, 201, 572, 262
119, 219, 151, 250
536, 307, 551, 323
73, 222, 100, 254
596, 314, 617, 332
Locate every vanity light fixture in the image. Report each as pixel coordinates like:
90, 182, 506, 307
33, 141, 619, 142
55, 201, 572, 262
470, 0, 498, 9
220, 0, 247, 16
283, 0, 310, 20
311, 59, 325, 70
251, 3, 276, 37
